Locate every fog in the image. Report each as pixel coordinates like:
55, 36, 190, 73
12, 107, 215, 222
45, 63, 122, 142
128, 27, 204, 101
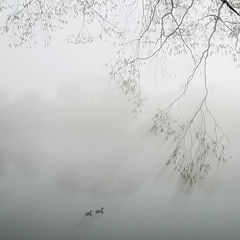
0, 33, 240, 240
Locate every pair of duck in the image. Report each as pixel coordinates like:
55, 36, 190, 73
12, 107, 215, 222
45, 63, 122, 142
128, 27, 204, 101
85, 207, 104, 216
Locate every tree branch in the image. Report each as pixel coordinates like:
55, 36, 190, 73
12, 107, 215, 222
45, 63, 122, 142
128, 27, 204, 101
222, 0, 240, 17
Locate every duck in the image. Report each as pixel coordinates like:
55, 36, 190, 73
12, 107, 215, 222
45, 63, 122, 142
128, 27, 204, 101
84, 210, 92, 216
95, 207, 104, 214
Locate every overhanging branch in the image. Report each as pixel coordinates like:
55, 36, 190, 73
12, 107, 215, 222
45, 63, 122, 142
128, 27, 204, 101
222, 0, 240, 17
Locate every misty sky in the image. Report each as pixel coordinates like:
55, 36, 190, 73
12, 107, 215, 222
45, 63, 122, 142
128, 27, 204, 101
0, 18, 240, 240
